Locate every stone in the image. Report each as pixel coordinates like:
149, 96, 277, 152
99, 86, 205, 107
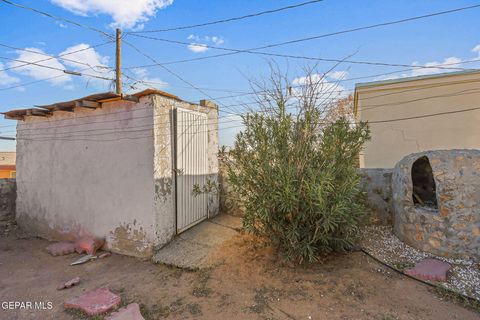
405, 259, 452, 282
473, 227, 480, 236
46, 242, 76, 256
105, 303, 145, 320
393, 150, 480, 260
64, 287, 121, 316
440, 207, 449, 217
428, 237, 441, 249
57, 277, 80, 290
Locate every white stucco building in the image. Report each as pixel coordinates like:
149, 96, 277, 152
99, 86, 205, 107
4, 89, 219, 258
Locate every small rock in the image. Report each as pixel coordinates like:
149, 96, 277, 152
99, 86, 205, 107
57, 277, 80, 290
46, 242, 76, 256
64, 287, 121, 316
105, 303, 145, 320
405, 258, 452, 282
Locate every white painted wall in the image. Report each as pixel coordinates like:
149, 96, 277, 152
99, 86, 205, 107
16, 96, 158, 257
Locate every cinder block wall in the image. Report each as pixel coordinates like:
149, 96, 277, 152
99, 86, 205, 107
359, 168, 394, 225
0, 178, 16, 228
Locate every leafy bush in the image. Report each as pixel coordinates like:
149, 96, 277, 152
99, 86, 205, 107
226, 68, 370, 263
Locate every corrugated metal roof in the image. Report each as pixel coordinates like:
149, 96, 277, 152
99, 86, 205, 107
0, 152, 16, 165
2, 89, 182, 120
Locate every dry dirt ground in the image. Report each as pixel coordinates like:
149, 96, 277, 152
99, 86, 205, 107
0, 233, 478, 320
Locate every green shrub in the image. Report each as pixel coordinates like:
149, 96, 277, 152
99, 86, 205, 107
226, 70, 370, 263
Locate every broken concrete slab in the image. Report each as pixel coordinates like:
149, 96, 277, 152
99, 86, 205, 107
75, 237, 105, 255
405, 258, 452, 282
46, 242, 76, 256
64, 287, 121, 316
211, 214, 243, 231
57, 276, 80, 290
153, 214, 240, 269
105, 303, 144, 320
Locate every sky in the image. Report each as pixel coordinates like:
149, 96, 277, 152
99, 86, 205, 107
0, 0, 479, 150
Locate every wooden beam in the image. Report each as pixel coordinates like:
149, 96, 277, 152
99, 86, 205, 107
4, 114, 24, 120
75, 100, 101, 109
53, 106, 75, 113
122, 95, 139, 103
25, 109, 49, 117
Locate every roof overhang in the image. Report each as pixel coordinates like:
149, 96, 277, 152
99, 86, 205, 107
2, 89, 181, 121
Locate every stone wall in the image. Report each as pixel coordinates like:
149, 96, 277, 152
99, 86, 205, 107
393, 149, 480, 260
359, 168, 394, 225
0, 178, 16, 229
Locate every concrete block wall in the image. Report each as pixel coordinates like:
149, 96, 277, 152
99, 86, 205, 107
359, 168, 394, 225
0, 178, 16, 228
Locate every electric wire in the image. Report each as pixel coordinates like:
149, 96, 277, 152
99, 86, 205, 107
129, 0, 325, 33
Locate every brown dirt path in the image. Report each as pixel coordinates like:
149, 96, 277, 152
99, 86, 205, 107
0, 233, 478, 320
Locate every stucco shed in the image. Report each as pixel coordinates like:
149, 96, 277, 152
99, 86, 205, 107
3, 89, 219, 258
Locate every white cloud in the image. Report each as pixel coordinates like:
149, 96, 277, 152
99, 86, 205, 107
0, 62, 21, 86
60, 43, 110, 71
7, 44, 113, 90
409, 57, 462, 77
50, 0, 174, 29
472, 44, 480, 57
187, 43, 209, 53
292, 73, 350, 103
126, 68, 167, 91
9, 48, 71, 85
60, 43, 114, 89
327, 70, 348, 80
186, 34, 225, 53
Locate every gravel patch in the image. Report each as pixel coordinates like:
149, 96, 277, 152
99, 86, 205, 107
360, 226, 480, 301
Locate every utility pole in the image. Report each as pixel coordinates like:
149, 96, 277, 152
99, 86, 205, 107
115, 28, 122, 95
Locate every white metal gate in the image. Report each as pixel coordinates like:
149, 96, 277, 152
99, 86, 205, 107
175, 107, 209, 233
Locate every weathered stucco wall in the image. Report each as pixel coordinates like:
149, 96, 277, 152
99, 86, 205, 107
150, 95, 219, 249
359, 168, 393, 225
357, 71, 480, 168
16, 97, 158, 257
0, 178, 16, 229
393, 149, 480, 260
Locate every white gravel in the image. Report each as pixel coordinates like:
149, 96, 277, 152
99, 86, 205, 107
360, 226, 480, 301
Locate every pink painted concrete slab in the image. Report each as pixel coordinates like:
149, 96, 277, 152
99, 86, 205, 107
105, 303, 145, 320
46, 242, 76, 256
64, 287, 121, 316
405, 258, 452, 282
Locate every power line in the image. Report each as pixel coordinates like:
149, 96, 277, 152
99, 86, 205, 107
4, 86, 478, 138
3, 74, 479, 134
360, 87, 480, 112
129, 0, 325, 33
0, 56, 115, 82
127, 33, 474, 72
121, 38, 247, 115
127, 4, 480, 68
14, 104, 480, 142
0, 41, 114, 73
0, 0, 112, 38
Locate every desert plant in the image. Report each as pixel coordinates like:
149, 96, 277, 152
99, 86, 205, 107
226, 65, 370, 263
